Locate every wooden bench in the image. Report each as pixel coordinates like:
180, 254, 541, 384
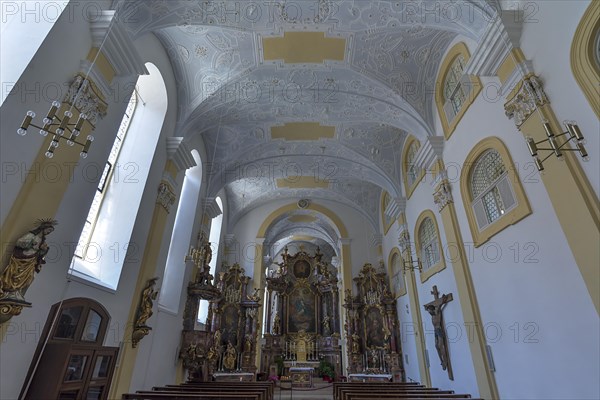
333, 381, 477, 400
122, 393, 261, 400
123, 382, 275, 400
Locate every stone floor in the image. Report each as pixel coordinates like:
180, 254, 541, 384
274, 381, 333, 400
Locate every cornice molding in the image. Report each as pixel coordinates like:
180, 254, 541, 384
465, 10, 523, 77
90, 10, 148, 77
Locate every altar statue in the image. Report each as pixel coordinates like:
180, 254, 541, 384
272, 312, 281, 335
0, 219, 57, 303
223, 342, 237, 371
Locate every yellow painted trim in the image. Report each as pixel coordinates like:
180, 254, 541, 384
87, 47, 116, 83
260, 203, 349, 239
438, 202, 500, 399
459, 136, 532, 247
435, 42, 482, 140
109, 177, 174, 398
402, 135, 425, 199
496, 48, 526, 84
271, 122, 336, 141
276, 177, 329, 189
403, 247, 432, 387
387, 247, 407, 298
519, 104, 600, 312
413, 210, 447, 283
570, 0, 600, 118
263, 32, 346, 63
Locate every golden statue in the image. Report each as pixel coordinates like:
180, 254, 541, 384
351, 333, 360, 354
272, 312, 281, 335
244, 335, 253, 353
223, 341, 237, 371
136, 277, 159, 328
0, 219, 57, 305
213, 329, 222, 348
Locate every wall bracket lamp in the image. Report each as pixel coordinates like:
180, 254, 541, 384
526, 121, 588, 171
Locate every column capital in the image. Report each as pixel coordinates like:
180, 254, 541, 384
371, 234, 383, 247
433, 180, 454, 213
167, 137, 197, 172
201, 198, 222, 219
464, 10, 523, 77
384, 196, 406, 222
504, 75, 549, 127
414, 136, 445, 171
156, 181, 176, 213
338, 238, 352, 247
90, 10, 148, 77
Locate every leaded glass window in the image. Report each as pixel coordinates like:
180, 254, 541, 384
443, 55, 467, 117
470, 149, 516, 229
419, 218, 439, 271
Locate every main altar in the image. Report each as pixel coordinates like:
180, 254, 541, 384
260, 247, 343, 385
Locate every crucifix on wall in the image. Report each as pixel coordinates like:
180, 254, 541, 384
424, 285, 454, 380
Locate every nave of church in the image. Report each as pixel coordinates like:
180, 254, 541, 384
1, 1, 599, 399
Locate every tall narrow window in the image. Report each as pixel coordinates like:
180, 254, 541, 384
389, 250, 406, 297
405, 140, 421, 187
470, 149, 516, 230
159, 150, 202, 314
197, 197, 223, 323
74, 92, 137, 259
443, 54, 466, 117
418, 217, 440, 272
71, 63, 168, 290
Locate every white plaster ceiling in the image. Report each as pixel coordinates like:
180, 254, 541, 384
121, 1, 495, 233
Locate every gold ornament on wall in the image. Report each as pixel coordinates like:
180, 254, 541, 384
132, 277, 159, 348
0, 219, 57, 324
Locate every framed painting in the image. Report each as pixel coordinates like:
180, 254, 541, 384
364, 306, 384, 348
287, 286, 316, 333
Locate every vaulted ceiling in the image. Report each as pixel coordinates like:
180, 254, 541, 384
122, 0, 494, 251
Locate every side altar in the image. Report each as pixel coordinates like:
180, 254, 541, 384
178, 234, 261, 382
260, 247, 343, 379
344, 263, 404, 381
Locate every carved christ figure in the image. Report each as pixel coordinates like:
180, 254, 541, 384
423, 285, 454, 380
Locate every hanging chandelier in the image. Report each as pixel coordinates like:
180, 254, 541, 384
18, 101, 94, 159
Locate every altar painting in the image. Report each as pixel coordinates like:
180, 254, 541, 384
293, 260, 311, 279
221, 304, 239, 345
365, 306, 384, 348
288, 286, 316, 333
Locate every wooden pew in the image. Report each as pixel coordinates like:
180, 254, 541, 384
122, 393, 260, 400
160, 382, 274, 400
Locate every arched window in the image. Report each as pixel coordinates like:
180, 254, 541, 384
414, 210, 446, 283
71, 63, 168, 290
159, 150, 202, 314
402, 136, 423, 198
388, 248, 406, 297
74, 91, 137, 260
435, 42, 482, 139
381, 191, 394, 234
444, 55, 466, 116
419, 218, 440, 271
460, 137, 532, 247
470, 149, 515, 228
